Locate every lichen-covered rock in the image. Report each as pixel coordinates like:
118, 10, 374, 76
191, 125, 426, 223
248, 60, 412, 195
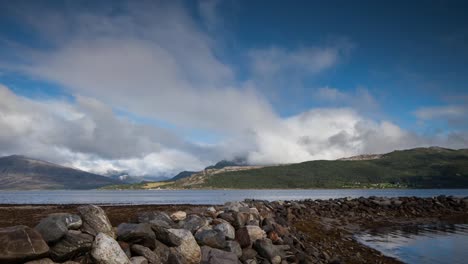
0, 225, 49, 263
195, 229, 226, 249
236, 225, 266, 248
78, 205, 114, 238
152, 226, 182, 246
170, 229, 201, 264
91, 233, 131, 264
201, 246, 240, 264
181, 214, 208, 233
49, 230, 93, 261
117, 223, 156, 249
130, 244, 161, 264
214, 222, 235, 240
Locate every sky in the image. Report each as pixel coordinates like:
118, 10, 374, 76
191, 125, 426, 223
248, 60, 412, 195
0, 0, 467, 177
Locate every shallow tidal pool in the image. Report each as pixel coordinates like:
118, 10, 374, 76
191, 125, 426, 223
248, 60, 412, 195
355, 224, 468, 264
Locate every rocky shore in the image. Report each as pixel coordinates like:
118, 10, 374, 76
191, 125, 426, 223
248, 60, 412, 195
1, 196, 468, 264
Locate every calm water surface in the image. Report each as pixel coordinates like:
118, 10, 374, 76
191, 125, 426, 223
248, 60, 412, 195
356, 224, 468, 264
0, 189, 467, 204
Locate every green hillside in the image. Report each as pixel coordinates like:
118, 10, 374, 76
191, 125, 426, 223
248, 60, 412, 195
195, 147, 468, 189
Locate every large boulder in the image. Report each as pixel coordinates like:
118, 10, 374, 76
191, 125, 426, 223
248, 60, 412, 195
130, 244, 162, 264
235, 225, 266, 248
91, 233, 131, 264
35, 213, 82, 243
201, 246, 240, 264
78, 205, 115, 238
117, 223, 156, 249
153, 240, 170, 263
49, 213, 82, 230
213, 222, 235, 240
181, 214, 207, 233
152, 226, 182, 246
49, 230, 93, 261
0, 225, 49, 263
195, 229, 226, 249
35, 216, 68, 244
169, 229, 201, 264
253, 238, 288, 263
224, 240, 242, 258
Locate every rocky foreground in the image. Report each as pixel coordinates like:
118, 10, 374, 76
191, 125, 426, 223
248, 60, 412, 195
1, 196, 468, 264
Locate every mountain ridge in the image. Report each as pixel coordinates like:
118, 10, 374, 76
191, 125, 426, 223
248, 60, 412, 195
168, 147, 468, 189
0, 155, 119, 190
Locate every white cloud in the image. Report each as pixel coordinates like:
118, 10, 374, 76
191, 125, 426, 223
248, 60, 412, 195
0, 85, 208, 176
249, 46, 344, 78
414, 105, 466, 120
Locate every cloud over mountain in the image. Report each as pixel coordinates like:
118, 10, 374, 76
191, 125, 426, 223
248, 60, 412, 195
0, 1, 467, 177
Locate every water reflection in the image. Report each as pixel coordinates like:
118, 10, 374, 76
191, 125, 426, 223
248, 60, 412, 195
356, 224, 468, 264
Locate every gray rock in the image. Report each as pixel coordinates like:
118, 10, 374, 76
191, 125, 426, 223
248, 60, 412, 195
152, 226, 182, 246
240, 248, 258, 262
224, 240, 242, 258
50, 230, 93, 261
195, 229, 226, 249
35, 213, 82, 244
131, 244, 161, 264
214, 222, 235, 240
0, 225, 49, 263
130, 256, 148, 264
35, 216, 68, 244
224, 201, 249, 212
137, 211, 172, 226
253, 239, 282, 262
182, 214, 208, 233
78, 205, 115, 238
218, 212, 235, 225
117, 223, 156, 249
91, 233, 131, 264
49, 213, 82, 229
24, 258, 55, 264
201, 246, 240, 264
167, 248, 185, 264
170, 229, 201, 264
236, 225, 266, 248
153, 240, 170, 263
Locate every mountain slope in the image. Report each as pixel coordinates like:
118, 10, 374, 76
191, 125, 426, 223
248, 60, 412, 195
0, 155, 119, 190
172, 147, 468, 189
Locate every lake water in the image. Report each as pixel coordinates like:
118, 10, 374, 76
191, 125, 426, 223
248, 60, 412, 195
355, 224, 468, 264
0, 189, 467, 204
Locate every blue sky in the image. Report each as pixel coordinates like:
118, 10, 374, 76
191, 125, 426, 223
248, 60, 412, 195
0, 0, 467, 176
